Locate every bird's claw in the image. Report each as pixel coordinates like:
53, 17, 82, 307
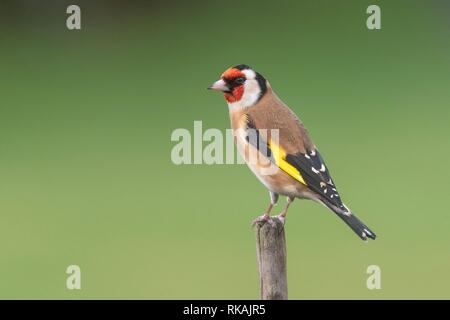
251, 214, 277, 228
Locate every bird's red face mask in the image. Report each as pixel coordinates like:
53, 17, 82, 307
208, 67, 246, 103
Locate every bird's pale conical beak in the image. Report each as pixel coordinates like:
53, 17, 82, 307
207, 79, 230, 92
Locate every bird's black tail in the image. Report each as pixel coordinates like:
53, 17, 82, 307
322, 200, 376, 241
336, 211, 376, 241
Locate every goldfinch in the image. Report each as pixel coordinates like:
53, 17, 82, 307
208, 64, 376, 241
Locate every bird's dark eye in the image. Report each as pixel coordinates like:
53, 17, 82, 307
235, 77, 245, 85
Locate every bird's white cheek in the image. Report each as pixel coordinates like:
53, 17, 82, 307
228, 80, 261, 110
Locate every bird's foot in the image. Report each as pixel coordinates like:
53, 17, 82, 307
251, 213, 277, 228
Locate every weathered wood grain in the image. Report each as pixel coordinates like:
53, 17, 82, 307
255, 218, 288, 300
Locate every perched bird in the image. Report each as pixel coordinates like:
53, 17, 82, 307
208, 64, 376, 241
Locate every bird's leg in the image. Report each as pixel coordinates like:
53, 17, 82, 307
276, 196, 295, 225
252, 192, 279, 227
251, 203, 276, 227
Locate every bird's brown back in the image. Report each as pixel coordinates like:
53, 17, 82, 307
244, 87, 314, 154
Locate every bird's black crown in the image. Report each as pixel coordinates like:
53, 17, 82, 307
234, 64, 251, 71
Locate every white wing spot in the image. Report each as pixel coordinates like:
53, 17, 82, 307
310, 150, 316, 156
305, 154, 310, 159
311, 167, 320, 174
320, 164, 326, 172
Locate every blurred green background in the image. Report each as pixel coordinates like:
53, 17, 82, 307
1, 0, 450, 299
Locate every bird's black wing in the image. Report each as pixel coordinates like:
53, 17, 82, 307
285, 149, 348, 212
245, 114, 347, 212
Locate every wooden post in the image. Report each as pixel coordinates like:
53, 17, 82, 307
255, 217, 288, 300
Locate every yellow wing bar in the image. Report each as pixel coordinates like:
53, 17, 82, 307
269, 140, 307, 186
